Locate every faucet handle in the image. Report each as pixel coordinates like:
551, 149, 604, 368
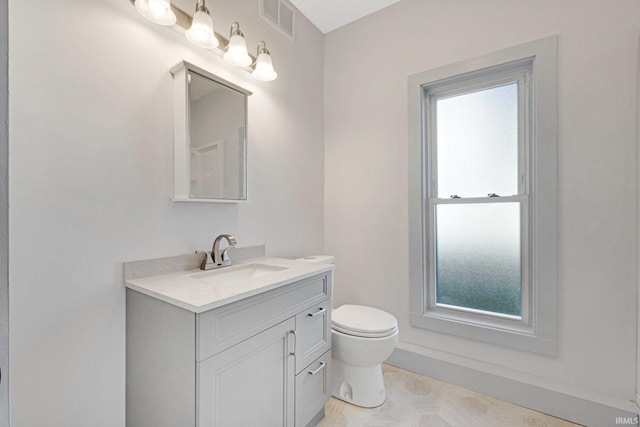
196, 250, 216, 270
221, 247, 233, 262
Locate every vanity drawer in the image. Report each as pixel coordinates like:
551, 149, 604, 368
295, 300, 331, 374
295, 351, 331, 427
197, 273, 330, 361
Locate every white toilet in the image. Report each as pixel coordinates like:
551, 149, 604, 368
298, 256, 399, 408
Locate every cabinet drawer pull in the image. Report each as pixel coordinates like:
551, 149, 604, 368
307, 362, 326, 376
289, 330, 297, 356
307, 308, 326, 318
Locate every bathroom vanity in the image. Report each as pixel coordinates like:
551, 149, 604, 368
125, 253, 333, 427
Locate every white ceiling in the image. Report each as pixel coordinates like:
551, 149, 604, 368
289, 0, 402, 34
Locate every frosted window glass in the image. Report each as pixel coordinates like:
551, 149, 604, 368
435, 203, 521, 316
437, 83, 518, 198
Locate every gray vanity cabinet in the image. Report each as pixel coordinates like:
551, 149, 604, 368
126, 271, 332, 427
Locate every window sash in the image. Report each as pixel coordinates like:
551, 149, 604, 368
425, 68, 531, 200
425, 196, 531, 328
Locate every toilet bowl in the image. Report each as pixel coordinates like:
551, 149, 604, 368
297, 256, 399, 408
331, 304, 398, 408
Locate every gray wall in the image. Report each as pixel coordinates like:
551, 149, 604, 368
325, 0, 639, 417
8, 0, 324, 425
0, 0, 8, 424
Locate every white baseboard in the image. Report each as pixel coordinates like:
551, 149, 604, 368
387, 347, 638, 427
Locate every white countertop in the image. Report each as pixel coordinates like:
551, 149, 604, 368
125, 257, 333, 313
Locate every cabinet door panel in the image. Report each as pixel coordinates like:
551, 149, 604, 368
295, 300, 331, 374
198, 318, 295, 427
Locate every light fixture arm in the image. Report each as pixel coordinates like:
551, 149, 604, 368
255, 41, 269, 59
194, 0, 209, 14
229, 21, 243, 38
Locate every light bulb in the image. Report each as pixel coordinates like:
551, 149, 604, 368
135, 0, 177, 26
148, 0, 167, 16
185, 9, 218, 49
252, 51, 277, 81
223, 23, 252, 67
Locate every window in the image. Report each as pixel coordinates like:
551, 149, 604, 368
408, 37, 558, 355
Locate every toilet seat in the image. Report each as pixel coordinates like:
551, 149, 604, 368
332, 324, 398, 338
331, 305, 398, 338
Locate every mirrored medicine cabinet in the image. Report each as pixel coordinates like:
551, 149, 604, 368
171, 61, 251, 202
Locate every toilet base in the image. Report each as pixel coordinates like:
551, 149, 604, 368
330, 358, 386, 408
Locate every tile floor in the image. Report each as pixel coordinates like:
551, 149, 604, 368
317, 364, 582, 427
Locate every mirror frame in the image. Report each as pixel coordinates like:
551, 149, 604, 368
170, 61, 252, 203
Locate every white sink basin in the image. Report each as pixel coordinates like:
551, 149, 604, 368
190, 263, 289, 289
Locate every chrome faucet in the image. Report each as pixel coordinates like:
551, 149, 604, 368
200, 234, 237, 270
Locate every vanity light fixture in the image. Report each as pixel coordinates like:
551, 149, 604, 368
134, 0, 177, 26
185, 0, 218, 49
223, 22, 253, 67
129, 0, 278, 81
251, 41, 278, 82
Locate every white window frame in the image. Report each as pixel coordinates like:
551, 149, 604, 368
408, 37, 558, 355
428, 64, 531, 327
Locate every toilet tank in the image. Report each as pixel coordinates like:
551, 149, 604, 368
298, 255, 335, 265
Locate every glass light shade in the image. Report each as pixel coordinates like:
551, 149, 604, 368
252, 52, 278, 81
223, 34, 252, 67
135, 0, 177, 26
185, 11, 218, 49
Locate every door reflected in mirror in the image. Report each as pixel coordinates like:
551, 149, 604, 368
188, 71, 246, 199
171, 61, 251, 202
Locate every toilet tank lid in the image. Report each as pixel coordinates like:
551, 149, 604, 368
332, 305, 398, 334
297, 255, 335, 264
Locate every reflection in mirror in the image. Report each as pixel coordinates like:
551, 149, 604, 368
188, 71, 245, 199
171, 61, 251, 202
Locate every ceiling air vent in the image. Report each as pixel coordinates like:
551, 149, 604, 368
260, 0, 295, 40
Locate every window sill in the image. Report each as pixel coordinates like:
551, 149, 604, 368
410, 311, 557, 356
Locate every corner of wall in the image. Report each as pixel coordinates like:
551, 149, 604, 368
0, 0, 9, 423
636, 33, 640, 412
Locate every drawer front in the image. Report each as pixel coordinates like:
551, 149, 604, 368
198, 273, 330, 361
295, 351, 331, 427
295, 300, 331, 374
